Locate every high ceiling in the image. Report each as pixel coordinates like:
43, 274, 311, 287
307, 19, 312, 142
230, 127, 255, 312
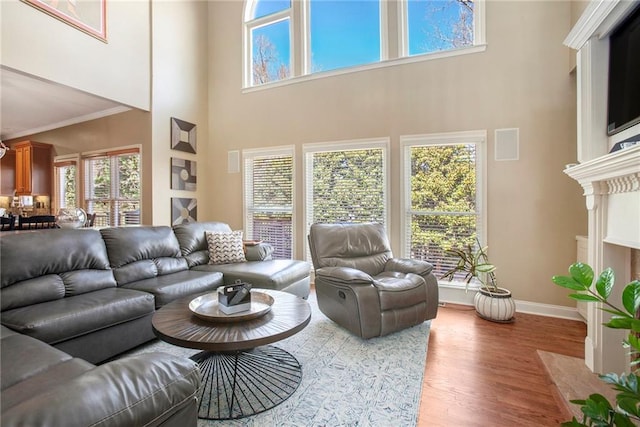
1, 67, 130, 141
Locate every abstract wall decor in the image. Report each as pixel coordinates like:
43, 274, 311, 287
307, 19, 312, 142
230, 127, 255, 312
171, 158, 197, 191
171, 198, 197, 225
22, 0, 107, 42
171, 117, 197, 154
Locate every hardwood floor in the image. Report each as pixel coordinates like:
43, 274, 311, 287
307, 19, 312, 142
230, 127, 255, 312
418, 303, 587, 427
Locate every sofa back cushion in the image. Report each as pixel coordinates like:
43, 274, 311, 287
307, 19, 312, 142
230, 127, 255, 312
308, 222, 392, 276
100, 226, 188, 286
173, 221, 232, 267
0, 229, 116, 311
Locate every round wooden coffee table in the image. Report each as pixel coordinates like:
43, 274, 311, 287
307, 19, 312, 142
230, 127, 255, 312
152, 289, 311, 420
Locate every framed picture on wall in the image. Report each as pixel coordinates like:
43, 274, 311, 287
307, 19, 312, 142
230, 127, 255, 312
171, 158, 197, 191
171, 197, 197, 225
22, 0, 107, 42
171, 117, 197, 154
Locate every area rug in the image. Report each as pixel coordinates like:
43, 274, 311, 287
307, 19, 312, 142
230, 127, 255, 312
126, 294, 431, 427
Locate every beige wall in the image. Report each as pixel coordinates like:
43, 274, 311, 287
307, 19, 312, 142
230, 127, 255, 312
150, 0, 211, 226
0, 0, 151, 110
207, 0, 586, 306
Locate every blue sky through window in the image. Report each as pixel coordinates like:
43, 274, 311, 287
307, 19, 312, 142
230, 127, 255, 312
310, 0, 380, 72
249, 0, 474, 83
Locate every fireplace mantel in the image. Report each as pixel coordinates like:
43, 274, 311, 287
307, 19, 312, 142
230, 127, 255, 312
565, 0, 640, 374
565, 146, 640, 200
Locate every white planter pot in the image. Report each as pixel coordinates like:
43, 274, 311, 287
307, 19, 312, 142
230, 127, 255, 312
473, 287, 515, 323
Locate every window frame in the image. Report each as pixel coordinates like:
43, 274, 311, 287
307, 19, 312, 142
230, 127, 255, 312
302, 137, 390, 261
243, 0, 485, 90
53, 154, 80, 212
242, 145, 296, 259
399, 130, 487, 288
82, 145, 142, 227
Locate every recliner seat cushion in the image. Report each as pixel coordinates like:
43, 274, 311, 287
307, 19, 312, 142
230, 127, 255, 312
1, 288, 155, 345
373, 272, 427, 311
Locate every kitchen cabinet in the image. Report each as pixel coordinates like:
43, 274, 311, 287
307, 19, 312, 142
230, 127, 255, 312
13, 141, 52, 195
0, 148, 16, 195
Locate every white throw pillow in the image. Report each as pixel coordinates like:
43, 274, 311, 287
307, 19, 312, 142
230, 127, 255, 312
206, 230, 247, 264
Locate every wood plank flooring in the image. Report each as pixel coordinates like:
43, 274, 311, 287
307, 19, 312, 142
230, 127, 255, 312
418, 303, 587, 427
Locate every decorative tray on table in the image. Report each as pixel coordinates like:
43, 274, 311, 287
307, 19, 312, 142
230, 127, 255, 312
188, 291, 274, 323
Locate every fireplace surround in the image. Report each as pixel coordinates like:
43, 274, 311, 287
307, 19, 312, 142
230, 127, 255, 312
564, 0, 640, 374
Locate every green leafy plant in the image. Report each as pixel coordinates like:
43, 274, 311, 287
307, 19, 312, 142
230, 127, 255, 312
440, 238, 498, 291
552, 262, 640, 426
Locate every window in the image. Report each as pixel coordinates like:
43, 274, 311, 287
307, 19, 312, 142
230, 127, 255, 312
401, 131, 486, 284
309, 0, 381, 73
244, 0, 484, 87
243, 146, 294, 259
83, 147, 141, 227
245, 0, 292, 86
405, 0, 475, 56
304, 139, 388, 257
53, 158, 78, 211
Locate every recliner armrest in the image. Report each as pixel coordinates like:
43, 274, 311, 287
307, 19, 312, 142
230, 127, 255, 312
384, 258, 434, 276
315, 267, 373, 286
244, 243, 274, 261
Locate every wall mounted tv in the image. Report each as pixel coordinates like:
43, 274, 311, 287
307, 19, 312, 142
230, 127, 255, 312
607, 5, 640, 136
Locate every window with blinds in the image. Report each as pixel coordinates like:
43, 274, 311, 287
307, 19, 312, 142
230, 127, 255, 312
243, 147, 294, 259
53, 159, 77, 211
303, 139, 389, 260
401, 131, 486, 284
83, 148, 141, 227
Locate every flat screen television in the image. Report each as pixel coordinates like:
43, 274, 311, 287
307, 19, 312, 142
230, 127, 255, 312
607, 5, 640, 136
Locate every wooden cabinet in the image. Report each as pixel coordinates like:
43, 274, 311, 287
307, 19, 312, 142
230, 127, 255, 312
0, 148, 16, 195
12, 141, 52, 195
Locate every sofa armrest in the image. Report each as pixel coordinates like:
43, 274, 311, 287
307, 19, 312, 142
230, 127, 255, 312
384, 258, 434, 276
315, 266, 373, 286
244, 242, 274, 261
1, 353, 201, 427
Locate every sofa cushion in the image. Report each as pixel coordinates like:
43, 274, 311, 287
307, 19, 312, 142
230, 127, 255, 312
122, 270, 223, 308
1, 288, 155, 345
0, 332, 75, 390
206, 230, 246, 264
100, 226, 188, 285
173, 221, 232, 267
193, 259, 310, 289
0, 229, 111, 289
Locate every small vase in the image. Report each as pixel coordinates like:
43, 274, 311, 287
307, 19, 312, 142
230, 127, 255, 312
473, 287, 515, 323
56, 208, 87, 229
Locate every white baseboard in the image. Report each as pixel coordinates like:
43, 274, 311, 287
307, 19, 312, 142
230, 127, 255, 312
438, 284, 585, 322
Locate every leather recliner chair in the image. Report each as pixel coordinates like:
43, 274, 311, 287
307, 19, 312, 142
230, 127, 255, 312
308, 222, 439, 339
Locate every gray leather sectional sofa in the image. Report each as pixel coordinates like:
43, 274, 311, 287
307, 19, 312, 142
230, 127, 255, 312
0, 221, 310, 426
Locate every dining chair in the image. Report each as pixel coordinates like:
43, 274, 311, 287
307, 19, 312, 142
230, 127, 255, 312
84, 213, 97, 227
18, 215, 58, 230
1, 214, 16, 231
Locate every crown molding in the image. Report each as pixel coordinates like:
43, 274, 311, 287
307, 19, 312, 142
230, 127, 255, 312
564, 0, 638, 50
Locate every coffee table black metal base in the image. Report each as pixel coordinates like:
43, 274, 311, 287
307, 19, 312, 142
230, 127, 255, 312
191, 345, 302, 420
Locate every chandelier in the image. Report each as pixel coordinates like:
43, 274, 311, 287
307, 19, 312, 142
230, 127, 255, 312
0, 141, 8, 159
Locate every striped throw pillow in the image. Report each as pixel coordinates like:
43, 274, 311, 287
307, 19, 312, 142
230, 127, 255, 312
206, 230, 247, 264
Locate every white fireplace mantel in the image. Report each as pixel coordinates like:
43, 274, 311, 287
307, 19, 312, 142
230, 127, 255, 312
565, 0, 640, 374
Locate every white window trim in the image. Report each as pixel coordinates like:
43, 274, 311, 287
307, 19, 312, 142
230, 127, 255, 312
399, 130, 487, 287
242, 145, 296, 258
81, 144, 143, 226
302, 137, 390, 261
53, 153, 80, 212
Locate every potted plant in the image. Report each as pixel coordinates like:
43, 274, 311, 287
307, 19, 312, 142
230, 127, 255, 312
440, 238, 515, 323
552, 263, 640, 426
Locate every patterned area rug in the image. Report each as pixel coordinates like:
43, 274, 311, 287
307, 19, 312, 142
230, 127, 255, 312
126, 294, 431, 426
